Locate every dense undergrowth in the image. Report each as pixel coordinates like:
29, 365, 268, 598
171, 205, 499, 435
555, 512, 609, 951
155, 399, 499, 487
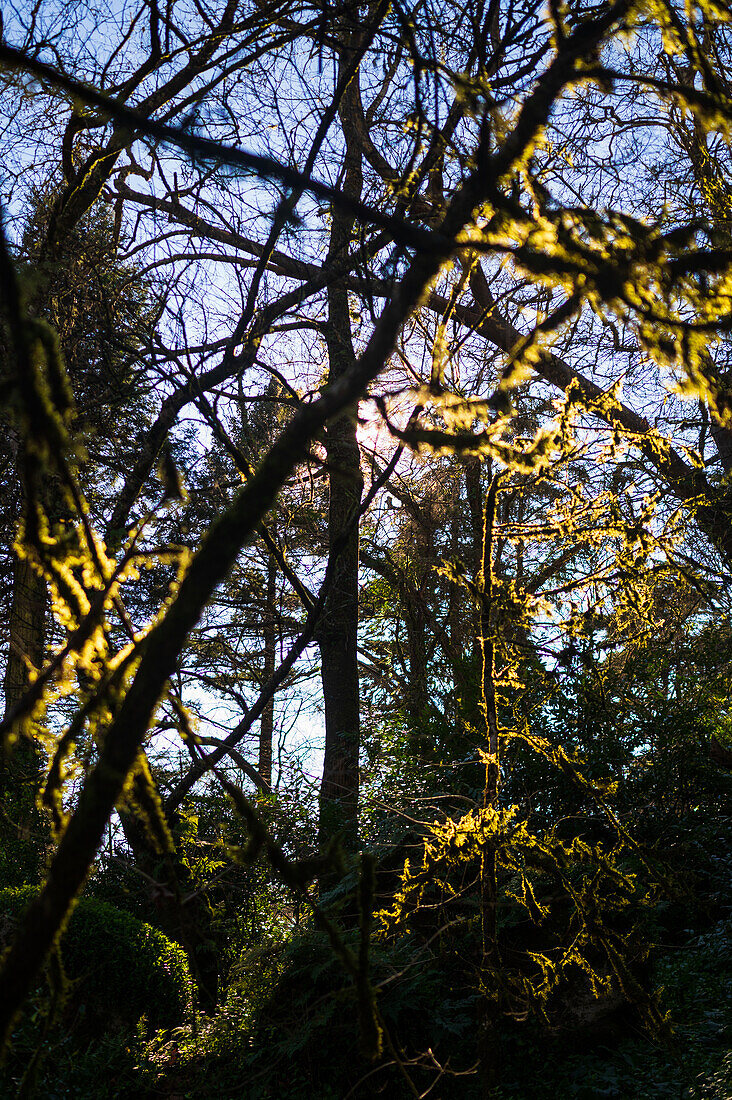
3, 912, 727, 1098
1, 807, 730, 1099
2, 632, 731, 1098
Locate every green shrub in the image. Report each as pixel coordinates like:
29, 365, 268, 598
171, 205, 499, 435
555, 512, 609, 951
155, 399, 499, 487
0, 885, 193, 1034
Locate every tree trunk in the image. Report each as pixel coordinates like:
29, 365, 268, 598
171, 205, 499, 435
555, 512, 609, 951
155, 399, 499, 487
318, 390, 363, 849
318, 47, 364, 854
404, 588, 429, 729
465, 456, 486, 730
478, 473, 502, 1096
258, 550, 277, 789
0, 547, 47, 885
3, 556, 45, 716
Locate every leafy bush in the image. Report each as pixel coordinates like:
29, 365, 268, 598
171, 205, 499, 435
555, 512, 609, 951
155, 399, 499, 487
0, 885, 193, 1034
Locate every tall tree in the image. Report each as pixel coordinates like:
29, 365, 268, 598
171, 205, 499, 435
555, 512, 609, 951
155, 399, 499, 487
317, 15, 367, 852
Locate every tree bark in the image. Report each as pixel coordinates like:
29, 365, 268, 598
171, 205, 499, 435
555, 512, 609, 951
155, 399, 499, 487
259, 550, 277, 789
317, 36, 365, 854
3, 556, 46, 716
478, 473, 502, 1096
465, 456, 486, 731
0, 539, 47, 885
